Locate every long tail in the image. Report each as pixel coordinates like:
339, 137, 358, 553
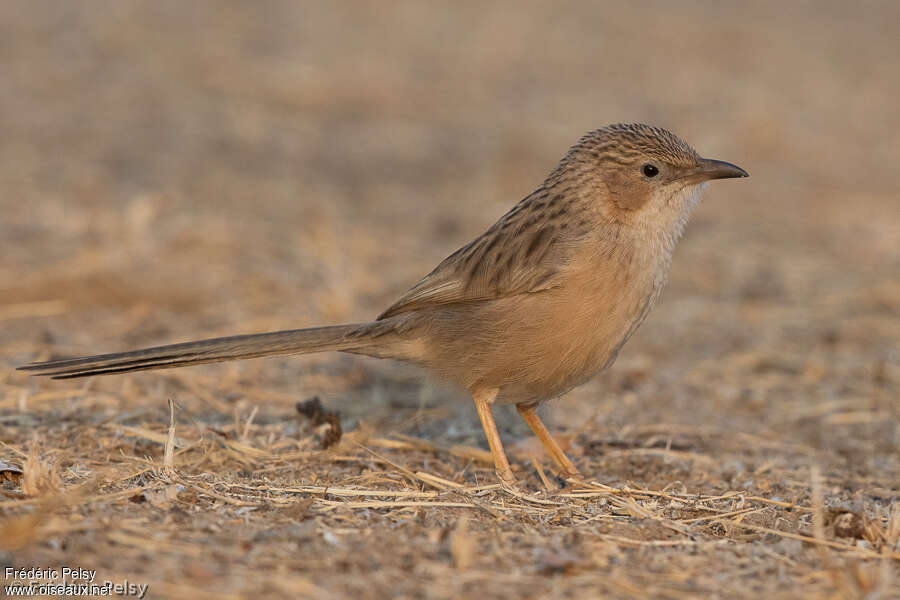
17, 323, 380, 379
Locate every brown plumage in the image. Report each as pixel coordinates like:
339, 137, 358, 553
19, 123, 748, 484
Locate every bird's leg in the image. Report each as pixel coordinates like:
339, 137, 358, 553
472, 387, 516, 485
516, 403, 580, 479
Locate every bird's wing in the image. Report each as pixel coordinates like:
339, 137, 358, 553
377, 189, 588, 320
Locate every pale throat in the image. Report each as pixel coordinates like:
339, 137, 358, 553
621, 181, 707, 297
643, 182, 705, 258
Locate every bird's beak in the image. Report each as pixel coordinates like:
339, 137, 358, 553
683, 158, 749, 183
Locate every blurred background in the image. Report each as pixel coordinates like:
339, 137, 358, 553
1, 1, 897, 472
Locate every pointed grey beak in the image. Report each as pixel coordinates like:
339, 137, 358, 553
684, 158, 749, 183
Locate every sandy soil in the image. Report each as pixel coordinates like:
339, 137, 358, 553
1, 2, 898, 598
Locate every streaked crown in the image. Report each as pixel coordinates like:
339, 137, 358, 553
575, 123, 700, 168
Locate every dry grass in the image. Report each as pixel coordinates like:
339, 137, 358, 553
1, 2, 898, 599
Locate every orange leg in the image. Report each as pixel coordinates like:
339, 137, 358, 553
516, 403, 580, 478
472, 388, 516, 485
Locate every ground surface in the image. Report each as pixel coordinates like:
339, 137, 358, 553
1, 2, 898, 599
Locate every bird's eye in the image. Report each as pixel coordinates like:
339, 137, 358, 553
641, 164, 659, 178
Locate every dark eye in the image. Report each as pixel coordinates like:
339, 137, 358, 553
641, 163, 659, 178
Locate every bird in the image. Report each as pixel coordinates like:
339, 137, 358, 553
19, 123, 748, 485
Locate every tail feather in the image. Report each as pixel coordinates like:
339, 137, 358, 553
18, 323, 376, 379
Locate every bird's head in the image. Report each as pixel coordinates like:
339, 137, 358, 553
563, 123, 748, 248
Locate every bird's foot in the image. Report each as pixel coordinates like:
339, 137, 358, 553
559, 468, 586, 487
496, 467, 519, 488
496, 471, 566, 505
